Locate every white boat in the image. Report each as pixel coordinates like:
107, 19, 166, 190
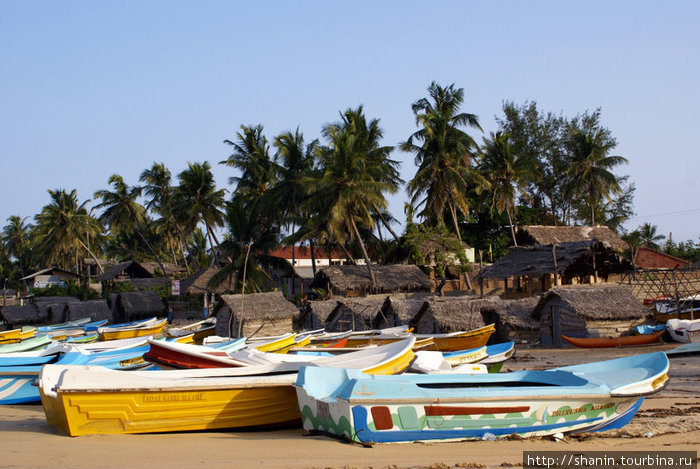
666, 318, 700, 343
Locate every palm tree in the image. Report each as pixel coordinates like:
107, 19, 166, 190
309, 106, 396, 287
565, 129, 628, 225
94, 174, 168, 276
139, 163, 190, 272
402, 81, 486, 241
221, 125, 280, 206
479, 131, 537, 245
176, 162, 227, 263
33, 189, 103, 272
2, 216, 33, 281
638, 222, 665, 249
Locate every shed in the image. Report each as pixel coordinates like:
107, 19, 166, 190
113, 291, 165, 322
296, 300, 340, 331
214, 291, 299, 338
309, 264, 432, 296
21, 267, 80, 290
64, 299, 112, 322
516, 225, 628, 252
323, 296, 388, 332
478, 296, 540, 344
96, 261, 154, 282
180, 267, 235, 296
531, 284, 652, 346
0, 304, 46, 327
375, 296, 428, 330
139, 262, 186, 277
31, 296, 82, 323
409, 296, 490, 335
477, 241, 632, 298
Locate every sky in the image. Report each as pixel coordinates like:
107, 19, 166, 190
1, 1, 699, 244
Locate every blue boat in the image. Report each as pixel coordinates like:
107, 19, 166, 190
294, 352, 669, 443
0, 344, 152, 404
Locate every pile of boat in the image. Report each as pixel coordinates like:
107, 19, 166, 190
0, 316, 671, 443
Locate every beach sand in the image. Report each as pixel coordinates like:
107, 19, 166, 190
2, 343, 698, 469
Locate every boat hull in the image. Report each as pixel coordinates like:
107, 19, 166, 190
43, 382, 300, 436
99, 320, 167, 341
561, 331, 664, 348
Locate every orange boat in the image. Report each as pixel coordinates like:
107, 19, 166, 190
561, 330, 665, 348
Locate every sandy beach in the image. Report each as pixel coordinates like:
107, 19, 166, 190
2, 343, 698, 469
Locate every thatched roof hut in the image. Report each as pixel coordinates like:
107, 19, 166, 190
180, 267, 235, 296
478, 296, 540, 344
140, 262, 186, 277
376, 296, 428, 329
531, 284, 652, 346
309, 264, 432, 296
409, 295, 492, 334
0, 304, 46, 327
214, 291, 299, 338
516, 225, 628, 252
296, 300, 341, 331
324, 296, 388, 332
113, 291, 165, 322
96, 261, 153, 282
65, 299, 112, 322
32, 296, 82, 323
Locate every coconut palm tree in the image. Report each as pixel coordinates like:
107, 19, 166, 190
139, 162, 190, 271
33, 189, 103, 272
638, 222, 665, 249
479, 131, 538, 245
565, 129, 628, 225
309, 106, 396, 287
176, 162, 226, 263
2, 215, 33, 281
402, 82, 486, 241
94, 174, 168, 276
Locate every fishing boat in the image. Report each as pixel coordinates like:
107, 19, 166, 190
98, 317, 167, 340
416, 324, 496, 352
0, 342, 153, 404
441, 346, 487, 366
665, 318, 700, 343
561, 330, 664, 348
294, 351, 670, 444
478, 341, 515, 373
166, 318, 217, 343
652, 294, 700, 322
0, 334, 52, 353
38, 337, 416, 436
0, 328, 36, 344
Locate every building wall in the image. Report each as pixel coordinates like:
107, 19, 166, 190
634, 247, 689, 269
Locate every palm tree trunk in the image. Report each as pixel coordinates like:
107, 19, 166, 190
506, 207, 517, 246
237, 241, 252, 338
205, 224, 218, 265
309, 240, 317, 277
447, 201, 462, 241
135, 226, 171, 281
371, 203, 400, 242
349, 217, 376, 287
76, 237, 104, 274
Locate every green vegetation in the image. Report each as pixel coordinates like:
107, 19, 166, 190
1, 82, 697, 295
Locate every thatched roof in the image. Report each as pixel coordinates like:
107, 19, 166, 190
217, 291, 298, 321
409, 295, 493, 333
304, 300, 340, 323
21, 267, 79, 281
310, 264, 432, 294
531, 284, 650, 320
96, 261, 153, 282
116, 291, 164, 316
478, 241, 631, 279
127, 278, 171, 290
140, 262, 186, 277
180, 267, 234, 295
494, 297, 540, 330
0, 304, 46, 326
65, 299, 112, 321
382, 296, 429, 323
517, 225, 628, 252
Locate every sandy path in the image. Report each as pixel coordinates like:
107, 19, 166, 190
2, 343, 698, 469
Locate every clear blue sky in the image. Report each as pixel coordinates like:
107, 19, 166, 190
2, 1, 699, 243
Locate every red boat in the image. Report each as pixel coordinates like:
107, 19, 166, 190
561, 330, 665, 348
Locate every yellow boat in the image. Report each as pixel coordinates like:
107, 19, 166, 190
0, 328, 36, 344
38, 337, 416, 436
418, 323, 496, 352
98, 318, 168, 341
249, 333, 298, 353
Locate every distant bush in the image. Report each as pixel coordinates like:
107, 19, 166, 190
32, 283, 99, 301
